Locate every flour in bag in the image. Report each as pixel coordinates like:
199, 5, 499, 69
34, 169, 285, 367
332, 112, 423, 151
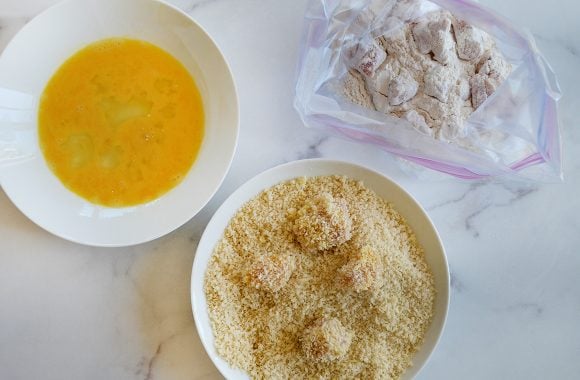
343, 10, 511, 140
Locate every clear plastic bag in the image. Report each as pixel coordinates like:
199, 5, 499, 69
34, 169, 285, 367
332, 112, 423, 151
294, 0, 562, 181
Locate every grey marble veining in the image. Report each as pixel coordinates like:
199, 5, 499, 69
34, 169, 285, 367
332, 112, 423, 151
1, 0, 580, 379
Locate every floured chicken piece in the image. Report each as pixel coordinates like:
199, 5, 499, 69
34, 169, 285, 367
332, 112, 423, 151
469, 74, 488, 109
388, 68, 419, 105
343, 7, 512, 140
471, 51, 511, 109
412, 13, 455, 64
453, 19, 489, 61
458, 77, 471, 101
364, 62, 395, 112
343, 70, 375, 109
423, 65, 456, 102
354, 40, 387, 78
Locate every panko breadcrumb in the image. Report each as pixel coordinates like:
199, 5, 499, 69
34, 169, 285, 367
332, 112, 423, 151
204, 175, 435, 379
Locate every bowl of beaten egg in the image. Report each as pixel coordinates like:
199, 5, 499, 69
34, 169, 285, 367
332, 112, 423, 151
0, 0, 238, 246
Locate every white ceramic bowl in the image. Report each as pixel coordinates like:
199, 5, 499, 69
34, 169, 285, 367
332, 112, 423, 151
0, 0, 238, 246
191, 159, 449, 379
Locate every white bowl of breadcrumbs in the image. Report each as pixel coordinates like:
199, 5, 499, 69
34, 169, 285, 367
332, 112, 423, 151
192, 159, 449, 380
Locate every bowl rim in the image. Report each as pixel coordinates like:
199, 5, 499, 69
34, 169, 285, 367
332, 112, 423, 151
191, 158, 450, 379
0, 0, 240, 247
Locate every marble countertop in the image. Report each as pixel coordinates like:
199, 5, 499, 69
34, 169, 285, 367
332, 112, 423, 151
1, 0, 579, 379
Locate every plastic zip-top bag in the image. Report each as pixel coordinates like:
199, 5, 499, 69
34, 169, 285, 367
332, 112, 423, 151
294, 0, 562, 181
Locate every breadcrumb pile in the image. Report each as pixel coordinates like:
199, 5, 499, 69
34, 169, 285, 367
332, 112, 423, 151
204, 175, 435, 379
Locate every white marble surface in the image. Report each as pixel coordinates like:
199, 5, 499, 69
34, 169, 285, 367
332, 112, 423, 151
1, 0, 579, 379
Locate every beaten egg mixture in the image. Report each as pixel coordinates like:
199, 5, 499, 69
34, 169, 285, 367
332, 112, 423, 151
39, 37, 204, 207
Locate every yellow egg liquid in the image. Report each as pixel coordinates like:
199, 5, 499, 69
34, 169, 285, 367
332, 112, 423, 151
39, 38, 204, 207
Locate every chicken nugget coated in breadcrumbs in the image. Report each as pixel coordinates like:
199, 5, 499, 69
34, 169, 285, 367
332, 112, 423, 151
292, 193, 352, 252
246, 254, 295, 293
337, 245, 383, 292
301, 317, 353, 362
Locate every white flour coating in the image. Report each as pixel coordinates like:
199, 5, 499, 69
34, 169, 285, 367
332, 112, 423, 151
342, 10, 511, 140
